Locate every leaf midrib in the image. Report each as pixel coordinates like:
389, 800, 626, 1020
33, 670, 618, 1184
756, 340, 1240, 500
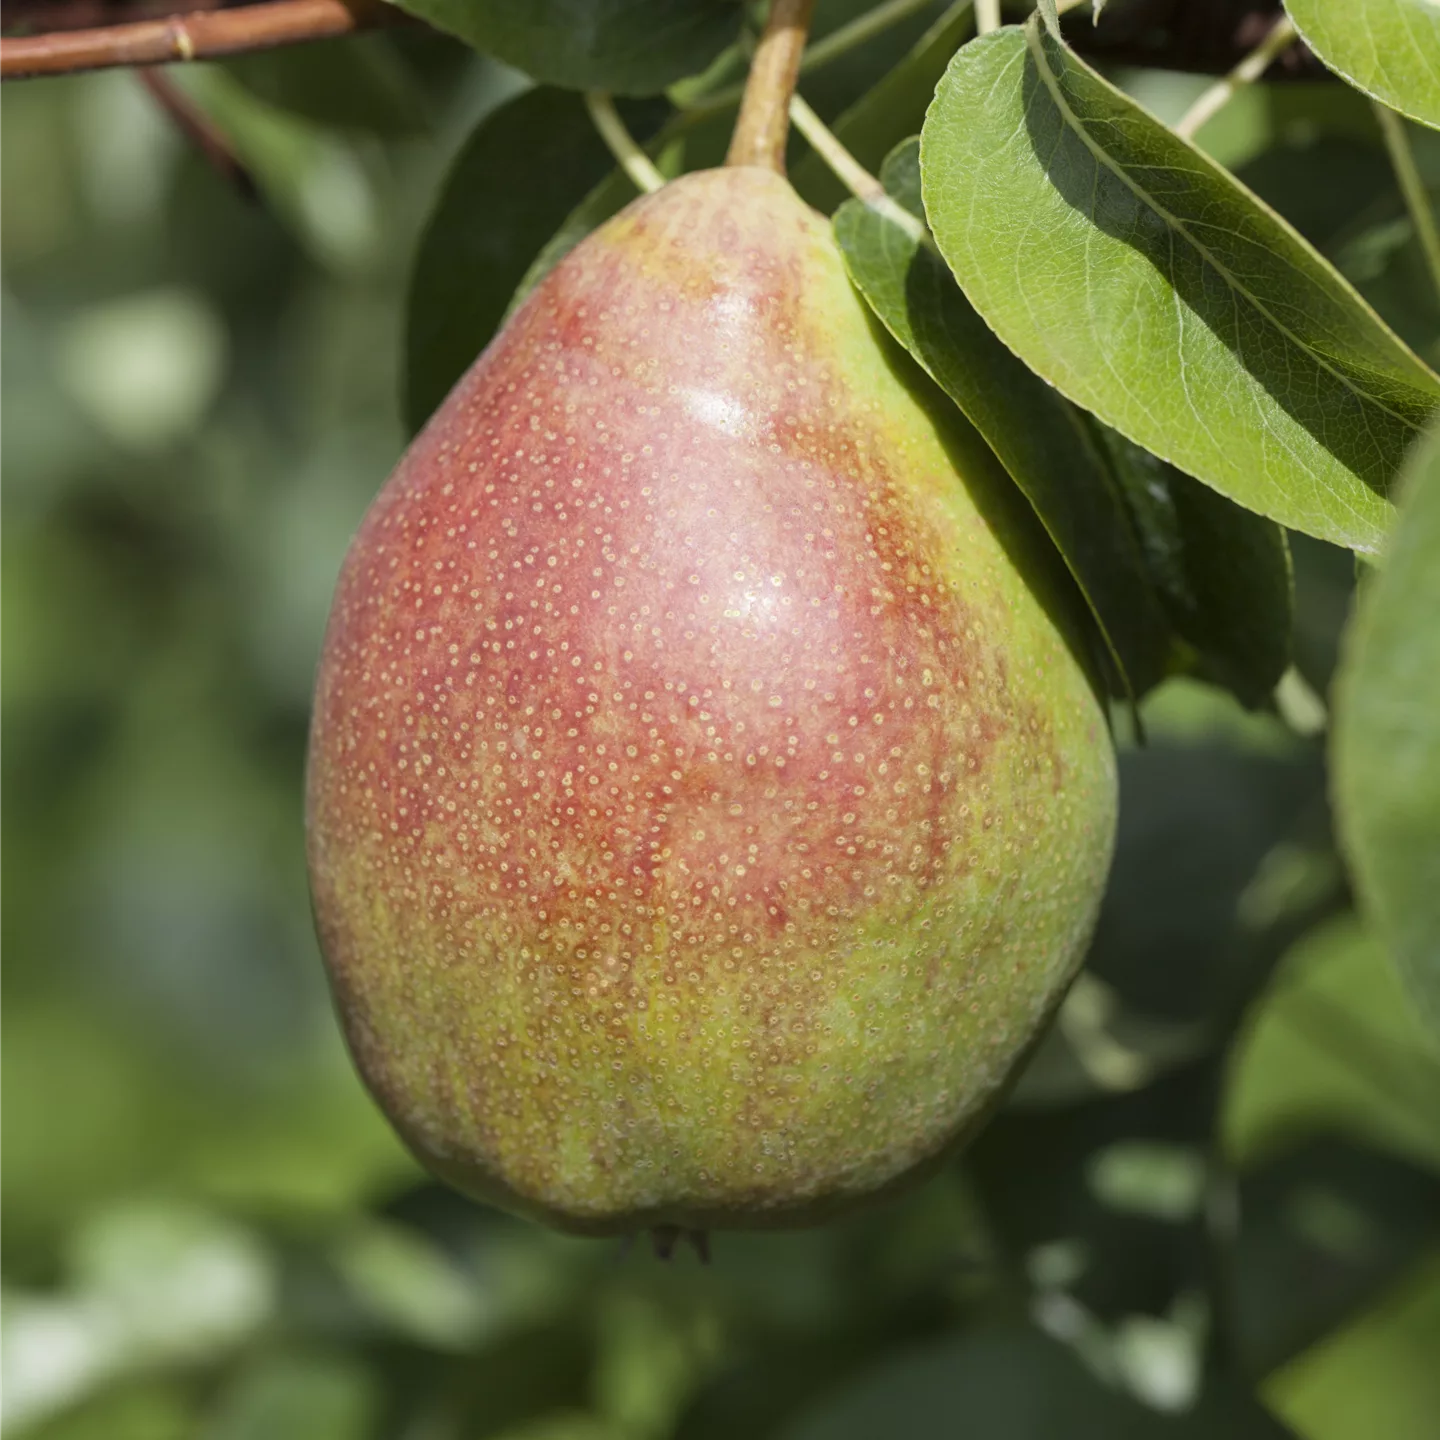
1021, 19, 1433, 442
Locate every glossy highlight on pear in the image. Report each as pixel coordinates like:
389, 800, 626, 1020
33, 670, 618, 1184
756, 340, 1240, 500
306, 167, 1117, 1234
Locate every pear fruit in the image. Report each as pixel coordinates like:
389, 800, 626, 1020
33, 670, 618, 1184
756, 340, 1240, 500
306, 166, 1117, 1235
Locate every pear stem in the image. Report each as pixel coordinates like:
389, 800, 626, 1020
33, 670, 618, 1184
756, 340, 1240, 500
584, 92, 666, 194
726, 0, 818, 173
671, 0, 935, 119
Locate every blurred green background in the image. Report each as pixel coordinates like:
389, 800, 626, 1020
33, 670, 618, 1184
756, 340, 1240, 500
4, 24, 1440, 1440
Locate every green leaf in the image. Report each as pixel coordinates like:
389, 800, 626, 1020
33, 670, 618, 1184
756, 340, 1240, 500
919, 22, 1440, 554
403, 88, 665, 432
835, 145, 1172, 699
1284, 0, 1440, 132
1229, 1137, 1440, 1376
780, 1326, 1288, 1439
1222, 915, 1440, 1174
221, 34, 430, 134
1094, 429, 1293, 707
1263, 1253, 1440, 1440
1333, 425, 1440, 1040
386, 0, 739, 95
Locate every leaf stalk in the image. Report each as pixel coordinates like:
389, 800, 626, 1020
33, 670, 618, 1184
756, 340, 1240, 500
1173, 12, 1297, 141
787, 93, 928, 239
1373, 102, 1440, 311
583, 92, 667, 195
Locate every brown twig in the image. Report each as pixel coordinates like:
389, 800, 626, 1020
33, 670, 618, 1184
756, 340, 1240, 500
725, 0, 817, 174
137, 66, 259, 202
1, 0, 401, 80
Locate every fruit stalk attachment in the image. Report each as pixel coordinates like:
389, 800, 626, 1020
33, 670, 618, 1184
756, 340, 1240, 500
725, 0, 819, 174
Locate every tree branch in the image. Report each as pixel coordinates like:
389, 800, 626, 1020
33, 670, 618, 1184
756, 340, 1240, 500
1, 0, 402, 81
137, 66, 259, 201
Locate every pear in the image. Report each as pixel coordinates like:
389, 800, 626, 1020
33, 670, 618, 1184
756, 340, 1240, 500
306, 165, 1117, 1235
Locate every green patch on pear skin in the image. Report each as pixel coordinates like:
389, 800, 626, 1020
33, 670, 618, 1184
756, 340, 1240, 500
307, 168, 1116, 1236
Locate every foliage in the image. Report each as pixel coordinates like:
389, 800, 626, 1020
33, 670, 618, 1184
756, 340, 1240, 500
4, 1, 1440, 1438
1284, 0, 1440, 129
1333, 429, 1440, 1034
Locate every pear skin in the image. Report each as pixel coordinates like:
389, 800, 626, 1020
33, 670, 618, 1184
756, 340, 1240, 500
306, 167, 1117, 1234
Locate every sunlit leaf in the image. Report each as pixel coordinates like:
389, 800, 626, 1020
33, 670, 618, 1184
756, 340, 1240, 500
920, 22, 1440, 553
1284, 0, 1440, 131
838, 139, 1293, 706
1332, 425, 1440, 1040
387, 0, 739, 94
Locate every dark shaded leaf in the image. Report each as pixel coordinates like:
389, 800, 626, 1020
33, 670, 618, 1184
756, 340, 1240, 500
221, 35, 430, 134
676, 1330, 895, 1440
372, 1320, 594, 1437
389, 0, 740, 95
1094, 430, 1292, 708
1289, 532, 1359, 697
403, 88, 666, 432
780, 1324, 1290, 1439
1086, 744, 1330, 1028
1014, 726, 1335, 1110
1228, 1136, 1440, 1375
792, 0, 976, 214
